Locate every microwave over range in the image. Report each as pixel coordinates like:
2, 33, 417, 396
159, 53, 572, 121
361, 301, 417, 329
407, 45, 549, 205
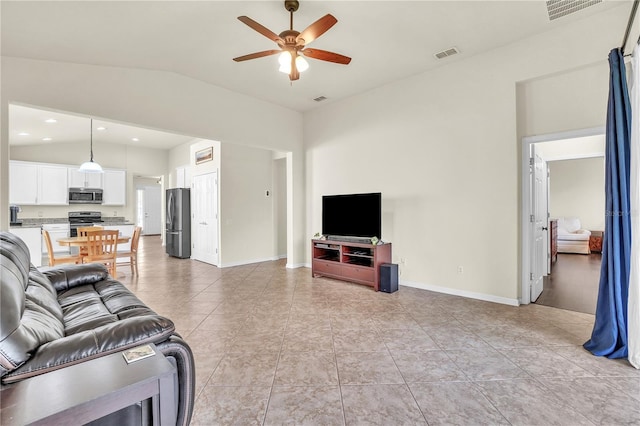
68, 187, 103, 204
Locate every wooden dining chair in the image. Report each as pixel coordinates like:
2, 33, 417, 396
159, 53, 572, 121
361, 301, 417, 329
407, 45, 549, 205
77, 226, 104, 257
116, 226, 141, 275
42, 230, 81, 266
83, 230, 119, 277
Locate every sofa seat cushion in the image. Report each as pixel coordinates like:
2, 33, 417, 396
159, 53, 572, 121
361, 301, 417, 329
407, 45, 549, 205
557, 229, 591, 241
58, 278, 156, 335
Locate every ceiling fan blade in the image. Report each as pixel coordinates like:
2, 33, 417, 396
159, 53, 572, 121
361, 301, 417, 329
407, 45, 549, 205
296, 14, 337, 45
301, 48, 351, 65
233, 50, 281, 62
237, 16, 283, 44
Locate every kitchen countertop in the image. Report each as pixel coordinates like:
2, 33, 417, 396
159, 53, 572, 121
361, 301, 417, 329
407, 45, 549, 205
10, 217, 135, 228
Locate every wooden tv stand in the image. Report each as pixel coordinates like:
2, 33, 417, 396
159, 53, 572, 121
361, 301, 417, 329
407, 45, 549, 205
311, 239, 392, 291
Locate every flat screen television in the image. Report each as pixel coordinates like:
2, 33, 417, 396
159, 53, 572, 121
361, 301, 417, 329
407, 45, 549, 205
322, 192, 382, 239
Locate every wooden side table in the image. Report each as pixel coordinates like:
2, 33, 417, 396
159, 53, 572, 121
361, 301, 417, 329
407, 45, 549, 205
0, 344, 176, 425
590, 231, 604, 253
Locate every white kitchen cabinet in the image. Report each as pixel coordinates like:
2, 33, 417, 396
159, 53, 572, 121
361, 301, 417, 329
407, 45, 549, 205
103, 169, 126, 205
38, 165, 69, 205
68, 168, 103, 188
9, 161, 38, 204
175, 166, 191, 188
10, 227, 42, 267
10, 161, 67, 205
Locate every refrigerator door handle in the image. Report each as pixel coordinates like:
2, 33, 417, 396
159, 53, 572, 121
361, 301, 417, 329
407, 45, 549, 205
167, 193, 173, 228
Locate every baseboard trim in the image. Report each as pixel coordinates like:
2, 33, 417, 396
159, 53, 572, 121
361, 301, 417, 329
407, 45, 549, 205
399, 279, 520, 307
220, 256, 280, 268
286, 262, 306, 269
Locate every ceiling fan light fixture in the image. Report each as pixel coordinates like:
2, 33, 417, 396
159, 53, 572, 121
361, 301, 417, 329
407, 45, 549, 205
278, 51, 309, 74
278, 51, 292, 73
296, 55, 309, 72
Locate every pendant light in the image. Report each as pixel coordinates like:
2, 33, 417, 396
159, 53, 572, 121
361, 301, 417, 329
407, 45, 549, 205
78, 118, 103, 173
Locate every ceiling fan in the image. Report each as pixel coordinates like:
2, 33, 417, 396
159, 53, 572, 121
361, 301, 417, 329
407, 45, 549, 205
233, 0, 351, 81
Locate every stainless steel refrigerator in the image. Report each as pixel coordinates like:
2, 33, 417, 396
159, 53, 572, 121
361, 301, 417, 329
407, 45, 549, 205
166, 188, 191, 258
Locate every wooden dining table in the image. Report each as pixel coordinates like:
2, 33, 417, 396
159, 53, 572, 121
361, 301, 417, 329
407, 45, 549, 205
57, 235, 131, 248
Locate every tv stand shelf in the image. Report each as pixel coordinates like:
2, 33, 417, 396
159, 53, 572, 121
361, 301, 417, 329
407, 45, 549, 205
312, 239, 392, 291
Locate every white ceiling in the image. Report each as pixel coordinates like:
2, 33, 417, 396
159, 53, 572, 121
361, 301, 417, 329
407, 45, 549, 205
9, 104, 195, 149
2, 0, 629, 149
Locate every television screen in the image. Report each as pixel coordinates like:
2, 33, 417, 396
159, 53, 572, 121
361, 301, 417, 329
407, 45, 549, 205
322, 192, 382, 239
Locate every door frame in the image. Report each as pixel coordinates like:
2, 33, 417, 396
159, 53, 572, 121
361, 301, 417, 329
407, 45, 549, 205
520, 126, 604, 305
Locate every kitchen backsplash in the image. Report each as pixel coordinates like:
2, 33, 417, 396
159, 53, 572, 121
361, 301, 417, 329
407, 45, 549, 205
19, 216, 131, 226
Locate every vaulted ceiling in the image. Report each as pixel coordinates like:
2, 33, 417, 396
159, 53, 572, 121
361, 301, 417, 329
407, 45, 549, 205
2, 1, 630, 147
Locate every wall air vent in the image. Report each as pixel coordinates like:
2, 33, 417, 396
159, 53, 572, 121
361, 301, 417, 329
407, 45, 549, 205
546, 0, 602, 21
313, 96, 327, 102
434, 47, 460, 60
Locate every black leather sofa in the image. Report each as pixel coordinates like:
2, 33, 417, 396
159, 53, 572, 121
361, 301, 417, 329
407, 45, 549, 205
0, 231, 195, 425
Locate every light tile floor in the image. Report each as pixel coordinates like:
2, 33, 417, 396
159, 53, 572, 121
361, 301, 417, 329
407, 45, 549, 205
118, 236, 640, 425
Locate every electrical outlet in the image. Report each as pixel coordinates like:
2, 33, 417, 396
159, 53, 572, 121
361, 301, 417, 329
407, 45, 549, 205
38, 211, 43, 217
113, 211, 117, 216
457, 265, 464, 274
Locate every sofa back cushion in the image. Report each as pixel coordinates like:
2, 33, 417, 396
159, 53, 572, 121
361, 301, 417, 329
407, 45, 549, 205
557, 217, 582, 233
0, 232, 64, 378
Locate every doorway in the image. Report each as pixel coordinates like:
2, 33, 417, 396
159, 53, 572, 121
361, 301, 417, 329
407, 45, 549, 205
521, 127, 605, 306
134, 178, 163, 236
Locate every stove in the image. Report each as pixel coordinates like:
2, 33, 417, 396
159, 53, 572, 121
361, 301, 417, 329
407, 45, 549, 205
68, 211, 103, 237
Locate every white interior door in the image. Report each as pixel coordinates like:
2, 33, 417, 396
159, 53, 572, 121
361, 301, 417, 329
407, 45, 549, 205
142, 185, 162, 235
191, 172, 218, 265
531, 145, 546, 302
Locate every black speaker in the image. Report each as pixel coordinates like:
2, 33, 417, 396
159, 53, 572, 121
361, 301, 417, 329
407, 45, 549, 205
379, 263, 398, 293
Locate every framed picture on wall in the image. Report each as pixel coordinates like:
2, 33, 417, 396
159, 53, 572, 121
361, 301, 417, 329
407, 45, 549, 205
195, 147, 213, 164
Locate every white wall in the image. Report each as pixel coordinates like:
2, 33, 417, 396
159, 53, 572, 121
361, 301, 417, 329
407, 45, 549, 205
549, 157, 605, 231
10, 141, 168, 221
304, 6, 624, 303
220, 143, 275, 266
0, 57, 306, 266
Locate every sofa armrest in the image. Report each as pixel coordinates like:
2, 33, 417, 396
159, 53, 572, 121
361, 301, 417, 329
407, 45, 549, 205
156, 336, 196, 426
1, 315, 175, 384
40, 264, 110, 292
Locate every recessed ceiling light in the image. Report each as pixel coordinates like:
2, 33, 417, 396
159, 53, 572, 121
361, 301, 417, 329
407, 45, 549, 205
44, 119, 57, 123
18, 132, 29, 136
96, 126, 107, 131
42, 137, 52, 141
132, 138, 140, 142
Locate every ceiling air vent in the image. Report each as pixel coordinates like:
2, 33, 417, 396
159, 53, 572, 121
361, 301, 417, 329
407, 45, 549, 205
434, 47, 460, 60
546, 0, 602, 21
313, 96, 327, 102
